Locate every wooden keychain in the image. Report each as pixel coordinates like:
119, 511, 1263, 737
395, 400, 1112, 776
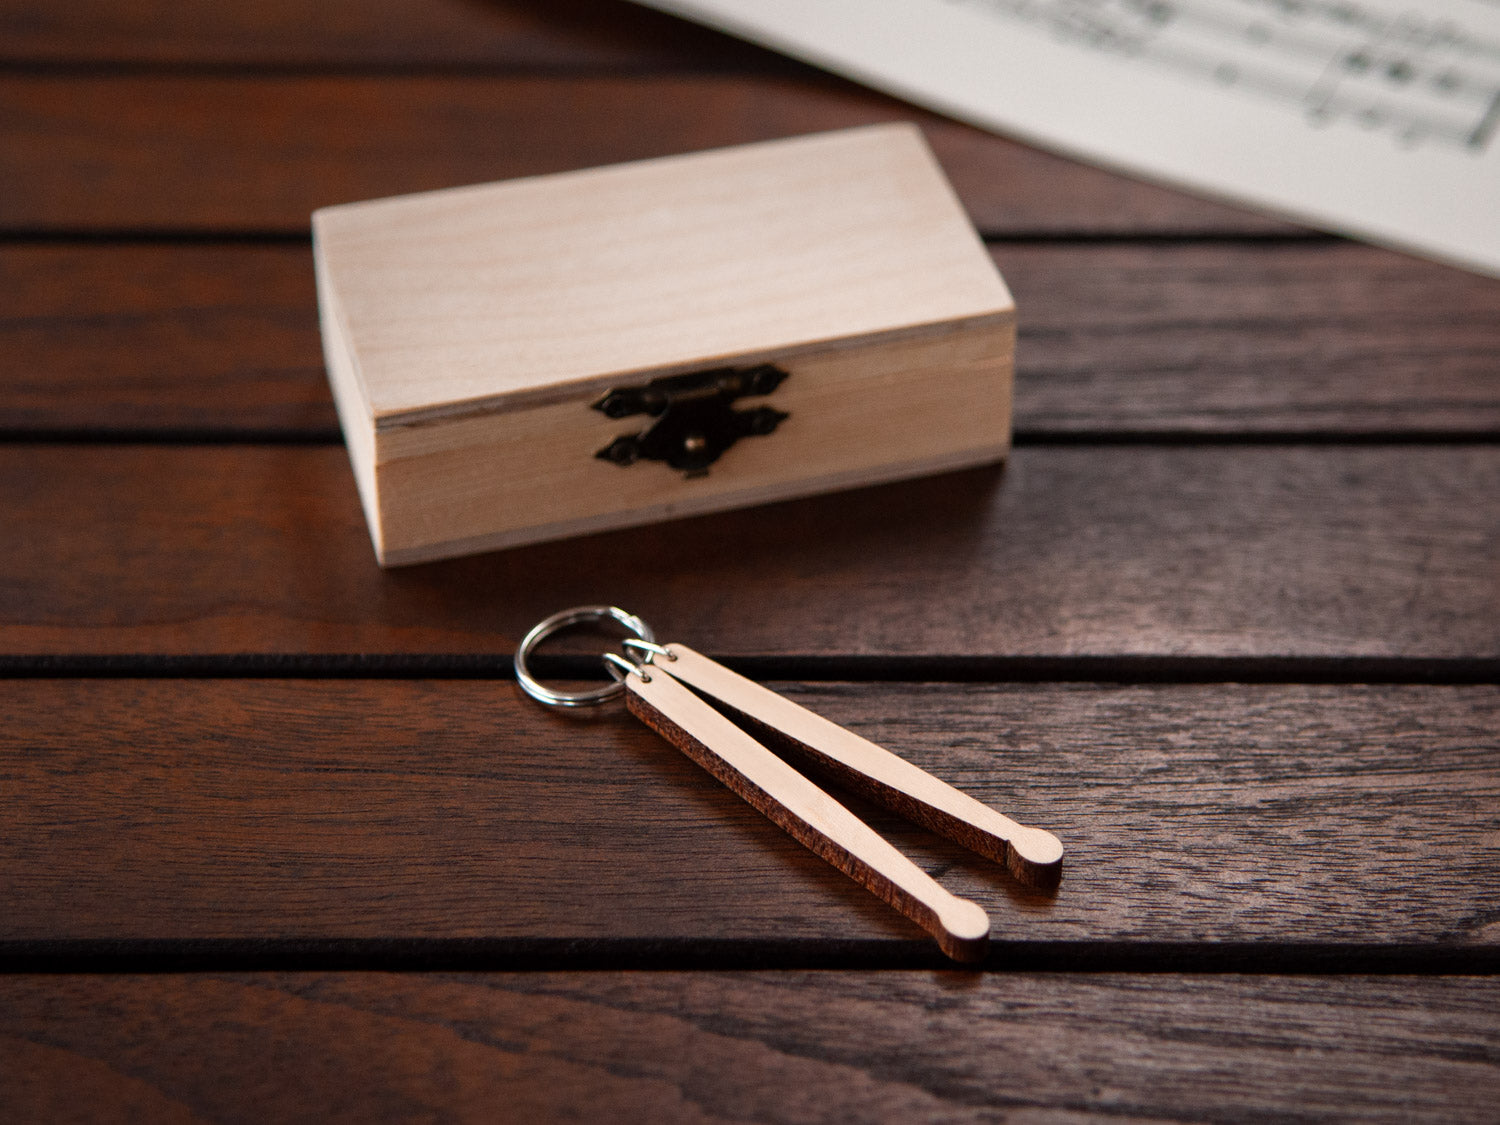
514, 605, 1063, 962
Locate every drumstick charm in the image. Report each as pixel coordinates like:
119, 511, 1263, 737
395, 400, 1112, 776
515, 606, 1062, 963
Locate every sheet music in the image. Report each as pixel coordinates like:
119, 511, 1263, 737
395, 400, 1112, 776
635, 0, 1500, 276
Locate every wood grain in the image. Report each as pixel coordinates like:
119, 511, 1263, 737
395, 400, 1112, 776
1002, 241, 1500, 435
316, 123, 1009, 416
3, 972, 1499, 1122
2, 680, 1494, 948
0, 444, 1495, 657
0, 0, 800, 70
7, 241, 1496, 437
315, 123, 1014, 563
0, 74, 1288, 236
0, 244, 329, 434
363, 323, 1012, 565
5, 0, 1494, 1116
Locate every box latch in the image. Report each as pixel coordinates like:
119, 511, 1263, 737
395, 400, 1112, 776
593, 364, 789, 476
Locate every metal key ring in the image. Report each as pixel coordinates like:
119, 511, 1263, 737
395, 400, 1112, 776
514, 605, 656, 708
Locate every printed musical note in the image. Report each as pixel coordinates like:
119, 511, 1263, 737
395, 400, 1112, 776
945, 0, 1500, 151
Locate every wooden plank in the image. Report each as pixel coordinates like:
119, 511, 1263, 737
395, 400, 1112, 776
1003, 241, 1500, 435
0, 75, 1290, 236
0, 244, 328, 434
0, 0, 797, 70
6, 241, 1498, 436
1, 445, 1495, 658
2, 973, 1497, 1121
2, 680, 1494, 947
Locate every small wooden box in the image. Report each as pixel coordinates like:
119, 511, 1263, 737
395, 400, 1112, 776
313, 123, 1014, 566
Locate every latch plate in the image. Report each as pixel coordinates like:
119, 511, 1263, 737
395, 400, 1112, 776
593, 363, 789, 476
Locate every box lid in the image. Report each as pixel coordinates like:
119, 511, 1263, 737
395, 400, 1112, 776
312, 123, 1012, 428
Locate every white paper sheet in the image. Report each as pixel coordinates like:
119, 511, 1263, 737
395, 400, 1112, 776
636, 0, 1500, 277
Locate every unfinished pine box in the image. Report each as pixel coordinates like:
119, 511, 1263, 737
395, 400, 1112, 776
313, 123, 1014, 566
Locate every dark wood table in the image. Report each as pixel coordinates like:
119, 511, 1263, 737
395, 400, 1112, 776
3, 1, 1498, 1119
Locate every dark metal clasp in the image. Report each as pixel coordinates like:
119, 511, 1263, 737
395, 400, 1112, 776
593, 363, 789, 476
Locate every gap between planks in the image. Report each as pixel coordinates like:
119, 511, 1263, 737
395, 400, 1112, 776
0, 57, 817, 80
5, 431, 1500, 447
1, 654, 1498, 684
3, 938, 1499, 976
0, 229, 1334, 244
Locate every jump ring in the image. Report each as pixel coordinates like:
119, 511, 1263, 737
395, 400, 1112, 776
514, 605, 656, 708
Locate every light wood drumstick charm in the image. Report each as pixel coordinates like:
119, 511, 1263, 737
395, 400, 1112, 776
515, 606, 1063, 963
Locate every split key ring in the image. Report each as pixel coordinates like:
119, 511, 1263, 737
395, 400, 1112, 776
513, 604, 656, 709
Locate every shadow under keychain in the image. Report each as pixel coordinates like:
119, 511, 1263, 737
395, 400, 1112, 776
515, 605, 1063, 963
